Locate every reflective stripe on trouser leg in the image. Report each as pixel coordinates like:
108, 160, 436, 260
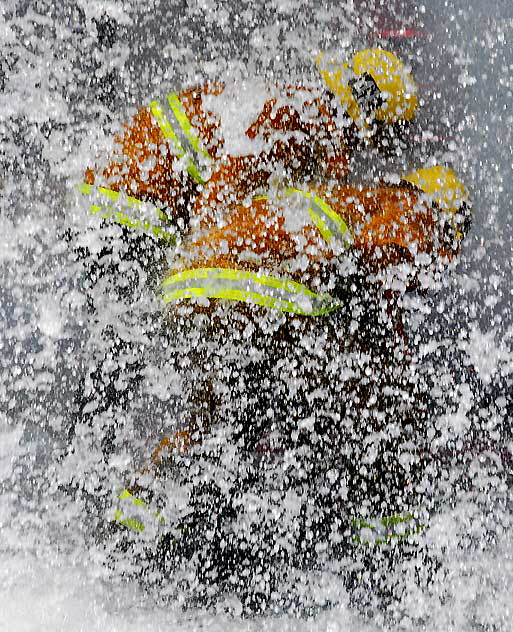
77, 183, 177, 244
113, 489, 165, 533
352, 511, 425, 546
162, 267, 341, 317
150, 93, 213, 186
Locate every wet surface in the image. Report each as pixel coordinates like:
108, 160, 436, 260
1, 0, 512, 629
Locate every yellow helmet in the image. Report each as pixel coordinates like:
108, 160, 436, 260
317, 48, 418, 128
402, 165, 472, 239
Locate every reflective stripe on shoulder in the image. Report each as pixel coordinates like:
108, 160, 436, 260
150, 93, 213, 186
162, 267, 341, 317
77, 183, 177, 244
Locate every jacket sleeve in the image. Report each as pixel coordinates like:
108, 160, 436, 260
327, 184, 465, 273
85, 105, 199, 226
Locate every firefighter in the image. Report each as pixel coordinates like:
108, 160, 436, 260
70, 44, 471, 610
83, 48, 418, 233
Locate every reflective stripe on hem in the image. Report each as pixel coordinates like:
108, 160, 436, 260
77, 183, 177, 244
162, 267, 341, 317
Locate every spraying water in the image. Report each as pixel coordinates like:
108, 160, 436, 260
1, 0, 512, 629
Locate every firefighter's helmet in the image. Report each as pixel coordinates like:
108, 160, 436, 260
402, 165, 472, 239
318, 48, 418, 127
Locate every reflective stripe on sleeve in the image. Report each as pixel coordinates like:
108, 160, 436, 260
162, 267, 341, 317
286, 187, 353, 248
150, 93, 213, 186
255, 189, 352, 249
77, 183, 177, 244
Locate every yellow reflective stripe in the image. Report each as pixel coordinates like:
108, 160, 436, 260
114, 489, 165, 534
308, 207, 334, 243
164, 267, 322, 297
312, 194, 351, 242
255, 189, 352, 248
162, 268, 341, 317
150, 100, 204, 184
77, 181, 93, 195
167, 93, 212, 164
166, 268, 211, 283
163, 287, 337, 316
185, 162, 206, 186
352, 512, 425, 546
285, 187, 309, 197
113, 509, 145, 533
80, 182, 158, 213
286, 187, 352, 247
119, 488, 146, 507
150, 100, 185, 157
77, 183, 176, 244
150, 95, 212, 185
